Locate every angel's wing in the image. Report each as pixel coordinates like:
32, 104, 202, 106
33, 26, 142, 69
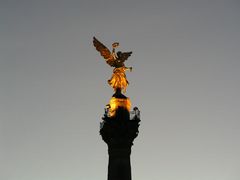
117, 51, 132, 62
93, 37, 115, 66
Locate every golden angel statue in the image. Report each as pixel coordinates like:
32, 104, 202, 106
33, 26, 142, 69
93, 37, 132, 93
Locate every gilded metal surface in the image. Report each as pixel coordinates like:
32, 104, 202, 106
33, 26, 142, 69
93, 37, 132, 93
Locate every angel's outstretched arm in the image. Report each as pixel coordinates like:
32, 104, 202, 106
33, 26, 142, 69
125, 67, 133, 72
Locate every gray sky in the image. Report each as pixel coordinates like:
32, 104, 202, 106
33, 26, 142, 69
1, 0, 240, 180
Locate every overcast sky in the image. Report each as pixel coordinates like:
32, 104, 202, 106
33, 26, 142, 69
1, 0, 240, 180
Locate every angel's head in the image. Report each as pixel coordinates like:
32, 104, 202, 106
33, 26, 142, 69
112, 42, 119, 48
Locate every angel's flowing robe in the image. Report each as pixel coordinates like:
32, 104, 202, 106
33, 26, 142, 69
108, 67, 129, 93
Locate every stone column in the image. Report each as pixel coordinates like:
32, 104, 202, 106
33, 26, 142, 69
100, 107, 140, 180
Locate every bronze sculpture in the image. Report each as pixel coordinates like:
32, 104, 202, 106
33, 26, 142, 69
93, 37, 132, 93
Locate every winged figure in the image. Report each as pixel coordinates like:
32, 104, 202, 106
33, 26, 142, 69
93, 37, 133, 93
93, 37, 132, 68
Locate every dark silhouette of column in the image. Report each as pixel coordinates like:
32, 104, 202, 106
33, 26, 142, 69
100, 107, 140, 180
